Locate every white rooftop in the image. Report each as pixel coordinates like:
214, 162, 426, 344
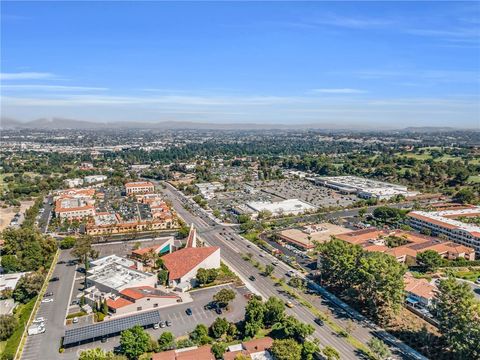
0, 272, 29, 291
90, 255, 135, 268
88, 263, 152, 290
411, 207, 480, 234
247, 199, 315, 215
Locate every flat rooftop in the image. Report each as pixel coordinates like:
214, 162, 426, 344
88, 263, 151, 290
247, 199, 315, 214
279, 223, 349, 249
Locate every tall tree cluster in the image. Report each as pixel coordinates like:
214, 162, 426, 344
317, 239, 406, 323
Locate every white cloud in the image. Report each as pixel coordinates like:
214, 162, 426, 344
0, 72, 56, 80
311, 88, 367, 94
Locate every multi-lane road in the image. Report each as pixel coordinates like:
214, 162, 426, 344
159, 181, 427, 360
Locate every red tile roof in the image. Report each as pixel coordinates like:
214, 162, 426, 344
106, 297, 133, 309
151, 346, 214, 360
125, 181, 154, 188
162, 247, 220, 280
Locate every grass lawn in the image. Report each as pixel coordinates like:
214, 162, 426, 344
452, 270, 480, 282
0, 298, 37, 360
468, 175, 480, 184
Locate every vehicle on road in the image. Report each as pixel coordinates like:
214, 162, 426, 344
259, 253, 264, 257
215, 307, 222, 315
249, 275, 256, 281
28, 324, 45, 335
41, 298, 53, 303
247, 244, 251, 248
186, 308, 193, 315
314, 318, 324, 326
44, 292, 53, 297
286, 301, 294, 308
50, 277, 59, 282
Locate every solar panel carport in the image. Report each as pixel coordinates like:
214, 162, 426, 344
63, 310, 161, 347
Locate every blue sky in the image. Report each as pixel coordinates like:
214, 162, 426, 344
1, 1, 479, 128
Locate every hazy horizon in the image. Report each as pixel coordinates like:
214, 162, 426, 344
1, 2, 479, 128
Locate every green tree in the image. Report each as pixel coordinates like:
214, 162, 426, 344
264, 296, 285, 327
59, 236, 76, 249
71, 234, 98, 290
119, 325, 150, 360
209, 317, 229, 339
244, 297, 265, 337
270, 338, 302, 360
367, 338, 392, 360
197, 268, 218, 285
322, 346, 340, 360
101, 299, 109, 315
273, 315, 314, 341
416, 250, 443, 272
213, 288, 236, 309
454, 188, 476, 204
157, 331, 175, 351
13, 272, 44, 303
356, 251, 406, 323
435, 278, 480, 359
190, 324, 210, 344
211, 343, 227, 359
264, 264, 275, 276
157, 270, 169, 286
0, 314, 17, 341
302, 340, 319, 360
1, 255, 19, 273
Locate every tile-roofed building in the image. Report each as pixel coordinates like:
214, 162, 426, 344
333, 228, 475, 263
224, 337, 273, 360
404, 273, 438, 307
131, 237, 175, 260
162, 246, 220, 291
125, 181, 155, 195
408, 207, 480, 255
152, 345, 214, 360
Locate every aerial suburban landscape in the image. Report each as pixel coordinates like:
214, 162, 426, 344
0, 2, 479, 360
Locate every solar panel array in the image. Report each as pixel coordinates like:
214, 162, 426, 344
63, 310, 161, 345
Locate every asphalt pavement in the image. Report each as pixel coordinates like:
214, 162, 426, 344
159, 181, 428, 360
21, 250, 78, 360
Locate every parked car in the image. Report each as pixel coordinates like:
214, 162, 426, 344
33, 317, 45, 323
44, 292, 53, 297
72, 317, 79, 324
186, 308, 193, 316
41, 298, 53, 303
101, 337, 107, 343
314, 318, 324, 326
215, 307, 222, 315
160, 321, 166, 328
166, 320, 172, 327
249, 275, 256, 281
153, 323, 159, 329
285, 301, 294, 308
50, 277, 59, 282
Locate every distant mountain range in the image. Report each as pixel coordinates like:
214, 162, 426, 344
0, 117, 470, 132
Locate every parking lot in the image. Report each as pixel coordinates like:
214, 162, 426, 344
62, 284, 248, 359
249, 179, 357, 208
21, 251, 78, 360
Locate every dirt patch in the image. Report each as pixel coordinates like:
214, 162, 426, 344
0, 200, 34, 231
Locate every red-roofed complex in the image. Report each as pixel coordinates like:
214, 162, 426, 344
125, 181, 155, 195
334, 228, 475, 263
408, 207, 480, 255
151, 345, 214, 360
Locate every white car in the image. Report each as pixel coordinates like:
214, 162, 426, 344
41, 298, 53, 303
72, 317, 79, 323
33, 317, 45, 323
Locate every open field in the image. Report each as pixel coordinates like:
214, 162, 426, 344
0, 200, 34, 231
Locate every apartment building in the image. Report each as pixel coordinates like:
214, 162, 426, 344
408, 207, 480, 255
125, 181, 155, 195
